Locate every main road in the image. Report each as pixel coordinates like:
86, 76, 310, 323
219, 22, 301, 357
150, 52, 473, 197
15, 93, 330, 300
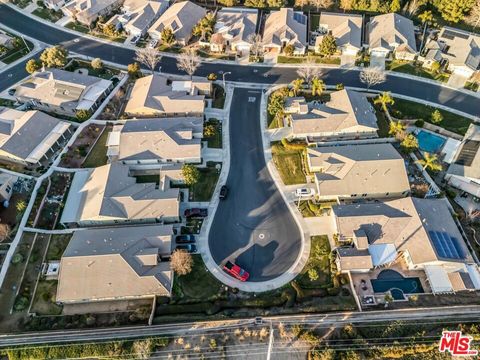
0, 4, 479, 118
208, 88, 302, 281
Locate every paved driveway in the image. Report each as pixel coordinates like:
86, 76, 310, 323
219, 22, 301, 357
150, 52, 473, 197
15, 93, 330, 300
208, 88, 302, 282
370, 54, 386, 69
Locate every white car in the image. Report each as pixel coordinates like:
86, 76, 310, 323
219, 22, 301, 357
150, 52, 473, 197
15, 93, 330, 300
295, 188, 315, 197
148, 39, 158, 49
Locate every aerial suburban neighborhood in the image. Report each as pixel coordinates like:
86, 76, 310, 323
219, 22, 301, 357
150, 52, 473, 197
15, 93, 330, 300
0, 0, 479, 358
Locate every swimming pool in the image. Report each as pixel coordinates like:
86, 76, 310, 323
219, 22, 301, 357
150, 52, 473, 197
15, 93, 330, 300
371, 269, 424, 298
417, 130, 446, 153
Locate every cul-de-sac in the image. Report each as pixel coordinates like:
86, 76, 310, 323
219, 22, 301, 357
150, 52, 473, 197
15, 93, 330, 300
0, 0, 480, 358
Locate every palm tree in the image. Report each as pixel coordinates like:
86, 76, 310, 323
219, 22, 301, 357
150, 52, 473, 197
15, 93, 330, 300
291, 78, 304, 96
418, 10, 433, 53
418, 153, 442, 172
374, 92, 394, 112
311, 77, 325, 97
388, 121, 406, 137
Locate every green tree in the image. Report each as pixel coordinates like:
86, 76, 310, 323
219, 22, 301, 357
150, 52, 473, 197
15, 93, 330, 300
390, 0, 401, 12
318, 34, 337, 57
400, 134, 419, 153
75, 109, 91, 122
436, 0, 476, 23
182, 164, 200, 186
25, 59, 40, 74
267, 0, 286, 7
170, 250, 193, 275
160, 27, 175, 46
431, 109, 443, 124
388, 120, 406, 137
311, 77, 325, 96
102, 23, 119, 38
419, 9, 434, 24
218, 0, 238, 5
418, 152, 442, 171
204, 124, 216, 137
192, 13, 216, 41
91, 58, 103, 70
16, 200, 26, 213
290, 78, 304, 96
207, 73, 217, 81
283, 44, 295, 56
268, 90, 286, 119
430, 61, 441, 73
244, 0, 267, 7
127, 62, 141, 78
40, 46, 68, 68
374, 91, 394, 112
308, 268, 319, 281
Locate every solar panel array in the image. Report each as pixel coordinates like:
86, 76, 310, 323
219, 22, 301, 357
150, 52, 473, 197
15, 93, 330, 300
293, 12, 306, 25
429, 231, 466, 260
442, 29, 469, 41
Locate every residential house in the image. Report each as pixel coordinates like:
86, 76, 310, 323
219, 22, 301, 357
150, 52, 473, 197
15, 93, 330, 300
106, 0, 168, 37
307, 143, 410, 201
60, 163, 180, 227
0, 173, 17, 203
445, 124, 480, 198
287, 89, 378, 141
148, 1, 206, 45
423, 27, 480, 81
62, 0, 123, 26
314, 12, 363, 56
263, 8, 307, 56
124, 75, 208, 117
210, 8, 258, 55
107, 117, 203, 165
56, 225, 174, 305
0, 108, 71, 166
13, 68, 113, 117
0, 31, 14, 49
367, 13, 417, 61
333, 197, 480, 294
43, 0, 66, 11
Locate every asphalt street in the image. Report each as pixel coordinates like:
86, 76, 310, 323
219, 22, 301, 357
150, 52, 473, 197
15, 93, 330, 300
208, 88, 302, 281
0, 4, 479, 118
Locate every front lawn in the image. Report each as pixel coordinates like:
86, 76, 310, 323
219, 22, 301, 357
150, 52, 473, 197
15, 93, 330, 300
172, 255, 223, 302
64, 59, 120, 80
204, 118, 222, 148
368, 99, 391, 138
277, 56, 340, 65
271, 142, 306, 185
82, 126, 111, 168
189, 162, 221, 201
65, 22, 90, 34
296, 235, 332, 289
0, 34, 34, 64
32, 7, 63, 22
386, 60, 449, 82
390, 98, 473, 135
211, 84, 225, 109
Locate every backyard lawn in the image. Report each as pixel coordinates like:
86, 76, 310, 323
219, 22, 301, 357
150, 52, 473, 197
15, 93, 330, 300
271, 142, 306, 185
204, 118, 222, 148
296, 235, 333, 289
46, 234, 72, 261
64, 60, 120, 80
173, 255, 223, 302
30, 280, 62, 315
390, 98, 473, 135
82, 126, 111, 168
190, 162, 221, 201
369, 99, 391, 138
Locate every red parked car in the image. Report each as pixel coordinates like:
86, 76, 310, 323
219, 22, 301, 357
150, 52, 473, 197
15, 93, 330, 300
223, 261, 249, 281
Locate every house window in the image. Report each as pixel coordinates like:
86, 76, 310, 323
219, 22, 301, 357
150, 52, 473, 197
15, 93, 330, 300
351, 194, 357, 197
362, 194, 367, 197
5, 185, 11, 193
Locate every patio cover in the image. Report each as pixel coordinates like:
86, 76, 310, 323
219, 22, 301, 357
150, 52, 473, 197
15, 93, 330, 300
425, 265, 453, 294
368, 244, 397, 266
441, 138, 461, 164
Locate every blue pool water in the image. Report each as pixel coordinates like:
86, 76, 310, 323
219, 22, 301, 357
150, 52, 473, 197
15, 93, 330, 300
371, 270, 424, 296
417, 130, 446, 153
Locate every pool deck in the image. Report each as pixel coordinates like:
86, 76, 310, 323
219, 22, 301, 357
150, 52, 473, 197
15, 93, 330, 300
351, 259, 431, 303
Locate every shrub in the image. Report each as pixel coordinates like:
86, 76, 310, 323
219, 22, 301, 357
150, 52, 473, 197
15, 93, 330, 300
170, 250, 193, 275
11, 253, 24, 264
415, 119, 425, 128
327, 287, 341, 296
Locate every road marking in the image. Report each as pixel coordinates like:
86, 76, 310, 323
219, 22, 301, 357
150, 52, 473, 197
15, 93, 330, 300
248, 97, 256, 102
259, 233, 265, 239
73, 39, 80, 43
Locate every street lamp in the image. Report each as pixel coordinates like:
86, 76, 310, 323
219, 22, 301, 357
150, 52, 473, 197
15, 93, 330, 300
222, 71, 231, 89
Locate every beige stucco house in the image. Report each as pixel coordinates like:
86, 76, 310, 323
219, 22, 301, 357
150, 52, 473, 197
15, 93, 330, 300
0, 108, 71, 166
56, 225, 174, 305
263, 8, 307, 56
60, 163, 180, 227
62, 0, 123, 26
307, 143, 410, 201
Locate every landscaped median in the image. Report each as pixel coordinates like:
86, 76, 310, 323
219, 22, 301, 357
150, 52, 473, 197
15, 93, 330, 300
155, 236, 355, 322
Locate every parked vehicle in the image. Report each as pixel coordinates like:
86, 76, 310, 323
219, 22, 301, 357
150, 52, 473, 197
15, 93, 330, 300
184, 208, 208, 218
295, 188, 315, 198
176, 235, 196, 244
130, 35, 140, 44
219, 185, 229, 200
7, 89, 15, 96
148, 39, 158, 49
223, 261, 249, 281
175, 244, 197, 253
